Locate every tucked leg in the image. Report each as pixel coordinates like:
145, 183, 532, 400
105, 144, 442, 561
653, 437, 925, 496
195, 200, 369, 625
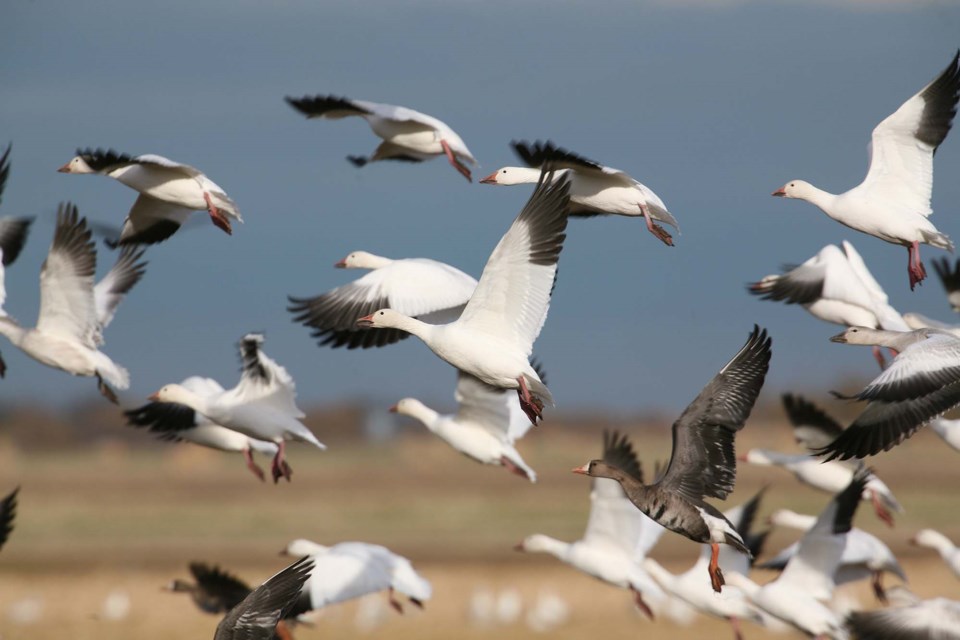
872, 570, 888, 604
440, 139, 472, 182
203, 192, 233, 235
630, 587, 654, 620
97, 374, 119, 404
243, 447, 266, 482
515, 376, 543, 424
500, 456, 532, 481
871, 490, 894, 528
388, 587, 404, 614
907, 241, 927, 290
872, 346, 887, 370
274, 621, 294, 640
639, 204, 674, 246
271, 441, 291, 484
409, 597, 425, 610
0, 352, 6, 378
708, 543, 725, 593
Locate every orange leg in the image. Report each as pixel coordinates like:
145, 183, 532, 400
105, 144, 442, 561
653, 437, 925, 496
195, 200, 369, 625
440, 139, 472, 182
204, 192, 233, 235
871, 490, 894, 528
244, 448, 266, 482
708, 543, 725, 593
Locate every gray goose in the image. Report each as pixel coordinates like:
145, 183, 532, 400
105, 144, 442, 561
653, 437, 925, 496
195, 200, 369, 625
573, 325, 772, 593
214, 556, 313, 640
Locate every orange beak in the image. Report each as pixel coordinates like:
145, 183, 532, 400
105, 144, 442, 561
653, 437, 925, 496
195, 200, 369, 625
334, 259, 347, 268
771, 187, 786, 197
356, 314, 374, 327
736, 453, 748, 462
57, 162, 71, 173
571, 464, 590, 475
479, 171, 498, 184
148, 392, 160, 402
388, 404, 398, 413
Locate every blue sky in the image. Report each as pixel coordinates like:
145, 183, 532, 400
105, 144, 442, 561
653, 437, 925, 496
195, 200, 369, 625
1, 0, 959, 415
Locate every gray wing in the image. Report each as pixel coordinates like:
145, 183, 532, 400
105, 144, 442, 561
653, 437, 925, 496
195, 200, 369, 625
781, 393, 845, 452
658, 326, 772, 502
214, 556, 313, 640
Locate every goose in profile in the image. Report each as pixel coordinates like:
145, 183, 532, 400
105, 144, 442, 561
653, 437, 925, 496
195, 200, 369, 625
516, 431, 666, 618
391, 368, 538, 481
281, 539, 431, 614
820, 326, 960, 459
284, 95, 476, 181
480, 140, 679, 246
214, 556, 313, 640
573, 326, 772, 593
58, 148, 242, 245
124, 376, 280, 482
288, 251, 476, 349
150, 334, 326, 483
772, 52, 960, 290
0, 487, 18, 552
355, 169, 570, 424
0, 204, 146, 401
910, 528, 960, 579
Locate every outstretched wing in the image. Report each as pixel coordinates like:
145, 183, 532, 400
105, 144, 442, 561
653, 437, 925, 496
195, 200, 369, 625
214, 556, 313, 640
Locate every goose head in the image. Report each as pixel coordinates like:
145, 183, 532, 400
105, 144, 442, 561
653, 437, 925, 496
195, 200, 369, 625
164, 579, 195, 593
479, 167, 541, 185
389, 398, 426, 417
829, 326, 878, 345
909, 528, 950, 550
334, 250, 391, 270
281, 538, 328, 557
57, 155, 96, 174
772, 179, 814, 199
356, 308, 407, 329
571, 459, 619, 480
513, 534, 552, 553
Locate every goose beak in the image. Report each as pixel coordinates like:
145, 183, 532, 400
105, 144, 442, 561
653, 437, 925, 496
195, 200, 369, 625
148, 392, 160, 401
771, 187, 786, 197
908, 535, 918, 546
334, 259, 347, 268
736, 453, 748, 462
829, 332, 848, 343
57, 162, 72, 173
479, 172, 498, 184
513, 542, 524, 552
278, 549, 289, 556
356, 314, 374, 327
571, 464, 589, 475
388, 404, 398, 413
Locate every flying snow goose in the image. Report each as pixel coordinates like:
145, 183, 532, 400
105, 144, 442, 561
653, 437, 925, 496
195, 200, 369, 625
0, 204, 145, 400
288, 251, 476, 349
58, 148, 242, 245
214, 556, 313, 640
642, 492, 769, 640
284, 95, 476, 181
819, 326, 960, 459
355, 169, 570, 424
772, 51, 960, 291
150, 333, 326, 483
480, 140, 679, 246
749, 241, 907, 366
391, 367, 538, 482
933, 257, 960, 312
573, 327, 772, 593
125, 376, 280, 482
846, 591, 960, 640
0, 486, 17, 552
910, 528, 960, 579
725, 469, 870, 640
515, 431, 666, 618
760, 508, 907, 603
281, 539, 432, 614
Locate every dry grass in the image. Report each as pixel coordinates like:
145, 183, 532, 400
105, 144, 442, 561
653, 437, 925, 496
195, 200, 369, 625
0, 418, 958, 639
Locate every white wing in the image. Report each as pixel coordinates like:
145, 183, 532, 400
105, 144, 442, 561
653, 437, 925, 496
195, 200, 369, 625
859, 332, 960, 400
93, 245, 147, 334
36, 204, 98, 346
233, 334, 304, 418
453, 371, 529, 442
305, 545, 393, 608
457, 172, 570, 355
581, 478, 650, 558
841, 241, 910, 331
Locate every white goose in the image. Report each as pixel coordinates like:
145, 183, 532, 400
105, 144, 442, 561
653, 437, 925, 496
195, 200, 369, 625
284, 95, 476, 181
58, 148, 242, 245
515, 431, 666, 619
910, 528, 960, 579
760, 508, 907, 602
846, 589, 960, 640
288, 251, 476, 349
820, 326, 960, 459
391, 368, 537, 482
124, 376, 280, 482
355, 169, 570, 424
150, 333, 326, 482
281, 539, 432, 614
772, 52, 960, 290
0, 204, 145, 401
480, 140, 679, 246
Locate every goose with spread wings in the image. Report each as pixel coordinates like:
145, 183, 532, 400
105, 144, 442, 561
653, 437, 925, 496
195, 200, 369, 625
516, 431, 666, 619
214, 556, 313, 640
288, 251, 476, 350
58, 148, 242, 245
573, 326, 772, 593
150, 333, 326, 483
284, 95, 476, 181
0, 204, 146, 401
772, 51, 960, 290
480, 140, 679, 246
355, 169, 571, 424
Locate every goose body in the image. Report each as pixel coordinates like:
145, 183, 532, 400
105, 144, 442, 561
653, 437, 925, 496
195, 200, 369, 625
392, 370, 536, 481
481, 140, 679, 246
772, 52, 960, 290
288, 251, 476, 349
58, 149, 242, 245
285, 95, 476, 181
151, 334, 325, 483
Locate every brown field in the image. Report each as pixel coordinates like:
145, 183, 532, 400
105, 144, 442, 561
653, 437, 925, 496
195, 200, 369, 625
0, 412, 958, 639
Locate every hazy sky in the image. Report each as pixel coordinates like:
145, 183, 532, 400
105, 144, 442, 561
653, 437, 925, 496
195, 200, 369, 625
2, 0, 959, 416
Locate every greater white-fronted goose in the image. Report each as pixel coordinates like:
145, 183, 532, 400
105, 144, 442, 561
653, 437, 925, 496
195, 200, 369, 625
214, 556, 313, 640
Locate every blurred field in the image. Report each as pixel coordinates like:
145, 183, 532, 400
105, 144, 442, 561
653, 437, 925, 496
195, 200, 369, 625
0, 411, 959, 639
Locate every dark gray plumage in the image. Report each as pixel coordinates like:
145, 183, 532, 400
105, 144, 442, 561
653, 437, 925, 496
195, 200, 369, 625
846, 595, 960, 640
511, 140, 604, 173
932, 256, 960, 312
214, 556, 313, 640
515, 167, 570, 267
0, 144, 34, 268
782, 393, 845, 453
914, 50, 960, 149
284, 95, 372, 119
288, 293, 409, 349
74, 148, 138, 173
0, 487, 18, 551
124, 401, 197, 442
170, 562, 253, 615
747, 265, 824, 305
239, 334, 270, 383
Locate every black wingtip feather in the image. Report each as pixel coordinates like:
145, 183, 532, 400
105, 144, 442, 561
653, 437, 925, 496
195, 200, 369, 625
0, 486, 18, 550
284, 94, 371, 118
831, 467, 870, 535
75, 148, 136, 173
917, 50, 960, 150
602, 430, 644, 484
0, 217, 34, 267
510, 140, 603, 172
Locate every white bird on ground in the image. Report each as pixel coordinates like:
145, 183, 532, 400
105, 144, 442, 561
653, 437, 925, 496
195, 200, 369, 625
480, 140, 679, 246
516, 431, 666, 619
285, 95, 476, 181
288, 251, 476, 350
58, 149, 242, 245
150, 334, 326, 483
281, 539, 431, 614
0, 204, 146, 401
124, 376, 280, 482
772, 52, 960, 290
760, 508, 907, 602
845, 588, 960, 639
355, 169, 570, 424
390, 367, 539, 481
726, 470, 871, 640
820, 326, 960, 459
910, 528, 960, 579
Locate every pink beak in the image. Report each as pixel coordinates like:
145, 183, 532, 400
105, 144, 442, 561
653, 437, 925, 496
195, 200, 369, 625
388, 404, 398, 413
148, 392, 160, 402
57, 162, 71, 173
571, 464, 589, 475
334, 259, 347, 268
356, 314, 374, 327
771, 187, 786, 197
736, 453, 748, 462
513, 542, 524, 552
479, 171, 498, 184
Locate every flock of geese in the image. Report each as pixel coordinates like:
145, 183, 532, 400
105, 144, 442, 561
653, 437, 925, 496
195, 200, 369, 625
1, 49, 960, 640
